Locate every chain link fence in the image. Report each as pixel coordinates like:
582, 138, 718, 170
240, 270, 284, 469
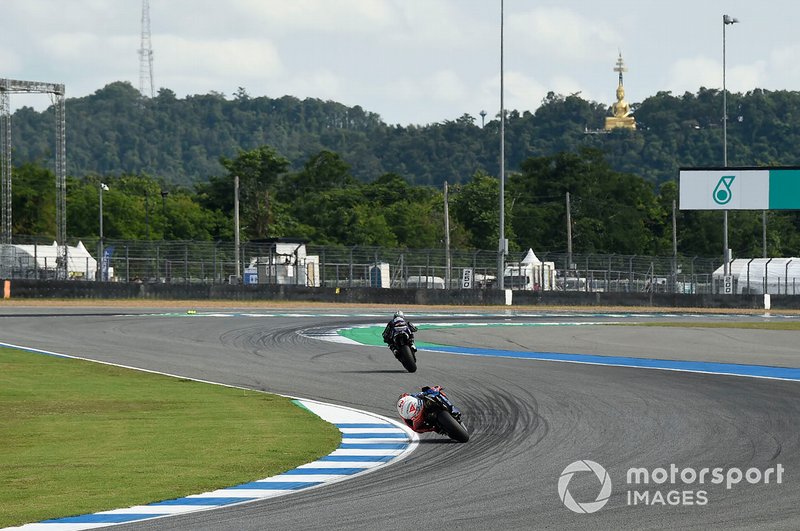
0, 235, 748, 294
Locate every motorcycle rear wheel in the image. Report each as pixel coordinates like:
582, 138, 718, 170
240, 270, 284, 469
436, 410, 469, 442
397, 344, 417, 373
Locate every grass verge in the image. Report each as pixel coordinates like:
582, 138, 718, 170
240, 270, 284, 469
0, 347, 340, 528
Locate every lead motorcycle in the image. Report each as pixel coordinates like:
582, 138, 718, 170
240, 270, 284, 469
388, 322, 417, 373
419, 386, 469, 443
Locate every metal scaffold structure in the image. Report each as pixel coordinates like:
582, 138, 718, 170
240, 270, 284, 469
0, 78, 68, 277
138, 0, 154, 98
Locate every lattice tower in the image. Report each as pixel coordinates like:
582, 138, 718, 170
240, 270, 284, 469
0, 79, 67, 276
138, 0, 155, 98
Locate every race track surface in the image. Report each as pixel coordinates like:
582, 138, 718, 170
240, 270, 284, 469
2, 307, 799, 530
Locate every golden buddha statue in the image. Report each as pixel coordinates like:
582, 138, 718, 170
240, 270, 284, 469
605, 52, 636, 130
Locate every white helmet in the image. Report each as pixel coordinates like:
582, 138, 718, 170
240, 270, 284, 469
397, 395, 423, 420
394, 310, 405, 318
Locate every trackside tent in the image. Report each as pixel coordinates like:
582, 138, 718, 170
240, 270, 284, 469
520, 248, 542, 265
712, 258, 800, 294
0, 241, 97, 279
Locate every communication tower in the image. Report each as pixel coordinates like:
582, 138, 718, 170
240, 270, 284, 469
138, 0, 155, 98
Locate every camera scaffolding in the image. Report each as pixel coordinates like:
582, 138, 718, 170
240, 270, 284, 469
0, 78, 67, 277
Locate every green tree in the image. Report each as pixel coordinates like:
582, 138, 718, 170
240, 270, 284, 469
12, 163, 57, 237
220, 146, 290, 239
450, 171, 515, 250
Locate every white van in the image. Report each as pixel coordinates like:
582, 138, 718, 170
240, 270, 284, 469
406, 275, 446, 289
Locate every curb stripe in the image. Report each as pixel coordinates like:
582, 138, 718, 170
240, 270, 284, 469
338, 443, 408, 449
224, 481, 322, 490
335, 423, 396, 428
427, 345, 800, 382
41, 515, 163, 524
283, 468, 366, 475
339, 432, 407, 439
320, 455, 394, 462
2, 344, 418, 531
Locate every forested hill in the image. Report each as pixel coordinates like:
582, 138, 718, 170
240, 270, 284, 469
9, 81, 800, 186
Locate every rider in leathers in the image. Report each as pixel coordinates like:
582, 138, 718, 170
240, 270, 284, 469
382, 310, 418, 353
397, 386, 442, 433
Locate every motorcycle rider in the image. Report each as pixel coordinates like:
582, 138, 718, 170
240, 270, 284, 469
396, 386, 442, 433
382, 310, 418, 353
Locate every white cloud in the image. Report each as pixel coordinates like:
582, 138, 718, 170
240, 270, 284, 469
285, 69, 344, 101
4, 0, 800, 123
157, 36, 284, 80
0, 49, 21, 71
430, 70, 467, 102
480, 71, 548, 114
769, 45, 800, 88
667, 56, 720, 94
509, 6, 621, 62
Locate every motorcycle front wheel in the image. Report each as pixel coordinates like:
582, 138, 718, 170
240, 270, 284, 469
436, 410, 469, 442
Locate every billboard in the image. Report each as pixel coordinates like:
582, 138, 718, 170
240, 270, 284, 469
679, 168, 800, 210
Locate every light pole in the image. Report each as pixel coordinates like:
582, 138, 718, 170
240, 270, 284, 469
497, 0, 506, 290
98, 182, 109, 280
144, 189, 150, 240
722, 14, 738, 276
160, 190, 169, 238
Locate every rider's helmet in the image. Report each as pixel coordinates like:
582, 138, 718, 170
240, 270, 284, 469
394, 310, 405, 319
397, 394, 423, 420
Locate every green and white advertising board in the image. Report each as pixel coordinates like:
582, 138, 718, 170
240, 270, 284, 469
679, 168, 800, 210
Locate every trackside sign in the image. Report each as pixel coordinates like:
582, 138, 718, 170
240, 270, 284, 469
679, 168, 800, 210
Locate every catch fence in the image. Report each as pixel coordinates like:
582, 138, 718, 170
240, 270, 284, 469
0, 236, 748, 294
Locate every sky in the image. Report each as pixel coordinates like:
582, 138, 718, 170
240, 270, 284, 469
2, 0, 800, 126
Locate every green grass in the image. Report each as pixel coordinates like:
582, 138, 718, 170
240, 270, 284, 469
0, 347, 340, 528
631, 321, 800, 331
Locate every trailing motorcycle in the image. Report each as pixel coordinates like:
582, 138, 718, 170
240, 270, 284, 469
389, 323, 417, 373
420, 386, 469, 443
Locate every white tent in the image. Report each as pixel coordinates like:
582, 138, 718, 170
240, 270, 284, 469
713, 258, 800, 294
520, 248, 542, 265
0, 241, 97, 278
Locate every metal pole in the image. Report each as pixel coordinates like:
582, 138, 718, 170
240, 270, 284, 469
444, 181, 451, 288
234, 175, 240, 282
98, 184, 103, 280
144, 189, 150, 240
722, 14, 738, 276
763, 210, 767, 258
672, 199, 678, 291
497, 0, 506, 290
566, 192, 572, 270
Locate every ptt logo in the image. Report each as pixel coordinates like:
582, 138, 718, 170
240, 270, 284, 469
713, 175, 735, 205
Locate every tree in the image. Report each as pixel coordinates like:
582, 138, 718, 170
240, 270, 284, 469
450, 171, 515, 251
219, 146, 290, 239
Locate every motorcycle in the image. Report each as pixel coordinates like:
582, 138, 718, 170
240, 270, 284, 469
419, 386, 469, 443
389, 323, 417, 373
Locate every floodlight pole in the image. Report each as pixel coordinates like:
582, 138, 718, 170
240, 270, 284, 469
497, 0, 506, 290
722, 14, 737, 276
98, 183, 108, 280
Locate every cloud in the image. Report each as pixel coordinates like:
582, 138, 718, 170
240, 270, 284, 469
480, 71, 548, 114
666, 56, 720, 94
157, 36, 284, 80
0, 49, 21, 72
509, 6, 622, 62
666, 56, 767, 95
430, 70, 468, 102
285, 69, 344, 101
769, 45, 800, 88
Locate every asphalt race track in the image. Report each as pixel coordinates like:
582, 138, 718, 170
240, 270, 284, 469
2, 307, 799, 530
